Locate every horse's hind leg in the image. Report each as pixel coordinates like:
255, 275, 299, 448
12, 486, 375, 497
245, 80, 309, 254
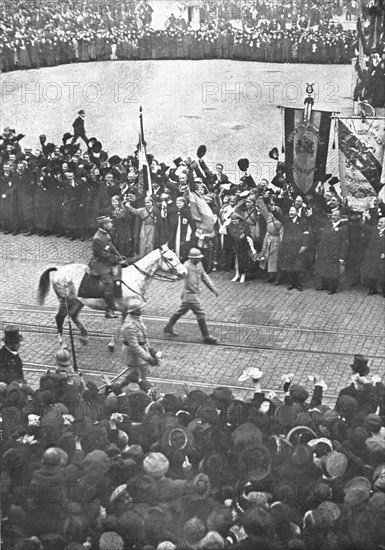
56, 302, 67, 346
69, 300, 88, 344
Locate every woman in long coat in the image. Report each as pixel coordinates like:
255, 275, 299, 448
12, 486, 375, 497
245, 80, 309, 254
257, 197, 283, 283
362, 217, 385, 296
126, 196, 160, 256
275, 206, 309, 291
167, 196, 196, 262
227, 212, 257, 283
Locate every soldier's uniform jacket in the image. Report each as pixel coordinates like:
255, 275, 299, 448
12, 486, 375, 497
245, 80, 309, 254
88, 227, 123, 276
181, 259, 217, 303
121, 315, 152, 367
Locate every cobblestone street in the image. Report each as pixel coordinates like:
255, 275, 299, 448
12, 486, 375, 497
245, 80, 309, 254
1, 231, 384, 401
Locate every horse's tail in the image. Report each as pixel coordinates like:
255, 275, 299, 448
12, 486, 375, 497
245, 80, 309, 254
37, 267, 57, 305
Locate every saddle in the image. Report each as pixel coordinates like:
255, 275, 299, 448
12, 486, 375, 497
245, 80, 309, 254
78, 266, 123, 299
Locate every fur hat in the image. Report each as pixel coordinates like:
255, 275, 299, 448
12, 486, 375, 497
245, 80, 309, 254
99, 531, 124, 550
143, 452, 169, 479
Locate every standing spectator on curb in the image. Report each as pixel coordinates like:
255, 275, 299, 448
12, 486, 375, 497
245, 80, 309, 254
163, 247, 219, 344
315, 210, 349, 295
362, 216, 385, 296
274, 205, 309, 292
0, 325, 25, 384
70, 110, 88, 146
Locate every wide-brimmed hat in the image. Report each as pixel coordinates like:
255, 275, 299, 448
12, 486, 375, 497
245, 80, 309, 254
238, 444, 271, 481
2, 325, 23, 345
286, 425, 318, 445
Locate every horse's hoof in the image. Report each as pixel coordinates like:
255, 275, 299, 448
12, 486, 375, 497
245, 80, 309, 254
107, 342, 115, 352
80, 337, 88, 345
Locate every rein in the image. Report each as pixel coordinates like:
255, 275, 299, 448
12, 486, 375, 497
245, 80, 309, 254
133, 262, 179, 282
119, 278, 146, 300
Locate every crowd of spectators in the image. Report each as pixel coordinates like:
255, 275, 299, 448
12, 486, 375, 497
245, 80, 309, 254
2, 331, 385, 550
0, 0, 359, 71
1, 125, 385, 296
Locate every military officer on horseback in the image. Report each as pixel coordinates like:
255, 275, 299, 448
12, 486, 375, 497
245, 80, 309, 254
88, 215, 127, 318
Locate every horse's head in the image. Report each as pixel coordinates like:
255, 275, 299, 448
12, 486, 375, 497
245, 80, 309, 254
158, 244, 187, 278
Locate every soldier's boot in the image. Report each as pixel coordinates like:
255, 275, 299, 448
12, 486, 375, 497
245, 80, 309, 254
163, 314, 181, 336
197, 316, 218, 345
104, 288, 118, 318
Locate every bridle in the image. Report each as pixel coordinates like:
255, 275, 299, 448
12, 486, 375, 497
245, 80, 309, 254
133, 249, 183, 282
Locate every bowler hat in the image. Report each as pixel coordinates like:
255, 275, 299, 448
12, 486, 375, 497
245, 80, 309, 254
92, 140, 102, 153
351, 354, 369, 376
62, 132, 73, 143
109, 155, 122, 166
197, 144, 207, 159
328, 176, 340, 186
238, 158, 249, 172
268, 147, 279, 160
2, 325, 23, 344
173, 156, 183, 167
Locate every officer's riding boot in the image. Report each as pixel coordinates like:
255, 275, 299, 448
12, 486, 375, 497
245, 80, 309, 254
104, 287, 118, 318
163, 314, 180, 336
197, 316, 218, 345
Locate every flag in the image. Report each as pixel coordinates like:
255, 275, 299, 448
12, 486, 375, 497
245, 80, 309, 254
337, 117, 385, 196
284, 108, 332, 194
189, 190, 215, 236
138, 108, 152, 196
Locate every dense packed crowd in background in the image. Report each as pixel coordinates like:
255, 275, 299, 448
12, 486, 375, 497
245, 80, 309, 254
1, 124, 385, 296
0, 0, 360, 70
2, 332, 385, 549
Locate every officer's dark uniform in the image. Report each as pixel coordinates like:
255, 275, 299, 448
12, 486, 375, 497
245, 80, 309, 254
88, 216, 124, 315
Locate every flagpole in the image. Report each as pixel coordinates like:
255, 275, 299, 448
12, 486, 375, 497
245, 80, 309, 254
138, 106, 152, 196
139, 105, 146, 147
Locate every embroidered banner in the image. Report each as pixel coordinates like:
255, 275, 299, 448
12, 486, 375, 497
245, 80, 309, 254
284, 108, 332, 194
337, 117, 385, 196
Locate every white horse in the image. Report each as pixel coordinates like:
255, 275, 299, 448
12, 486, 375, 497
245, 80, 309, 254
37, 244, 187, 350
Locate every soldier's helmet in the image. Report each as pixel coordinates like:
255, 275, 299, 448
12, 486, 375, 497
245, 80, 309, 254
188, 248, 204, 259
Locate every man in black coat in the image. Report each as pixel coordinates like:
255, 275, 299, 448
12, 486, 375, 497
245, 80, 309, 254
0, 326, 25, 384
71, 109, 88, 145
